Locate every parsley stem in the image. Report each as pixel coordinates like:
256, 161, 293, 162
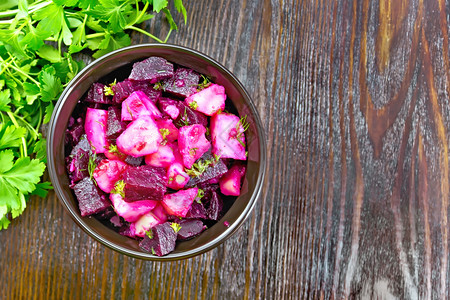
0, 1, 52, 18
6, 111, 27, 158
0, 57, 40, 85
85, 32, 106, 39
126, 25, 165, 43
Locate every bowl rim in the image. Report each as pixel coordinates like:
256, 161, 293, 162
47, 43, 267, 260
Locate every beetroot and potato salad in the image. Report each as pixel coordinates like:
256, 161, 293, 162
64, 57, 248, 256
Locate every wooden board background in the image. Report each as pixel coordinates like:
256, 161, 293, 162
1, 0, 450, 299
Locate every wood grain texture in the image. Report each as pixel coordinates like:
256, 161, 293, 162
1, 0, 450, 299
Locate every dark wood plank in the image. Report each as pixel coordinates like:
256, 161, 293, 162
1, 0, 450, 299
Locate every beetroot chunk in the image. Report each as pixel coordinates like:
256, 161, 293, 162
121, 91, 162, 121
219, 164, 246, 196
66, 148, 89, 185
139, 222, 177, 256
211, 112, 247, 160
73, 177, 110, 217
112, 79, 162, 103
85, 108, 108, 154
178, 124, 211, 168
123, 165, 167, 201
205, 191, 223, 221
116, 116, 162, 157
174, 102, 208, 128
185, 201, 208, 219
110, 193, 158, 222
93, 159, 128, 193
185, 84, 226, 116
131, 211, 163, 237
176, 219, 205, 241
185, 151, 228, 188
106, 106, 127, 142
161, 188, 198, 217
85, 83, 113, 104
129, 57, 174, 83
162, 68, 200, 97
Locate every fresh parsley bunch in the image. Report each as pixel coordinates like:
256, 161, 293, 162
0, 0, 187, 230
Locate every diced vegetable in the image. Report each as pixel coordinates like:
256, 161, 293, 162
93, 159, 128, 193
116, 116, 162, 157
129, 57, 174, 83
166, 162, 190, 190
161, 188, 198, 217
110, 193, 158, 222
156, 119, 179, 142
219, 164, 246, 196
176, 219, 206, 241
178, 124, 211, 168
210, 113, 247, 160
122, 165, 167, 201
162, 68, 200, 97
85, 83, 113, 104
121, 91, 161, 121
132, 212, 163, 237
174, 102, 208, 128
106, 106, 127, 142
145, 143, 177, 168
185, 84, 226, 116
85, 108, 108, 154
139, 222, 177, 256
152, 204, 168, 223
112, 79, 161, 103
74, 178, 110, 217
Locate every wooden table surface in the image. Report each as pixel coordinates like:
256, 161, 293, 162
1, 0, 450, 299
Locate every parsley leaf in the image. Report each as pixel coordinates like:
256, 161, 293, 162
0, 125, 26, 150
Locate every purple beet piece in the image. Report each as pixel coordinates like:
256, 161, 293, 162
185, 151, 228, 188
66, 148, 89, 185
84, 82, 113, 104
70, 134, 92, 154
205, 191, 223, 221
162, 68, 200, 97
123, 165, 167, 202
106, 106, 127, 142
124, 155, 143, 166
129, 57, 174, 83
173, 102, 208, 128
65, 123, 84, 147
176, 219, 206, 241
112, 80, 162, 103
185, 201, 208, 219
139, 222, 177, 256
73, 177, 110, 217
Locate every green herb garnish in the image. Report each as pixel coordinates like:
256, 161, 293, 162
159, 128, 170, 145
104, 79, 117, 96
197, 75, 211, 91
185, 158, 216, 177
176, 107, 190, 127
170, 222, 182, 233
88, 153, 97, 181
111, 180, 125, 198
189, 101, 198, 110
235, 115, 249, 147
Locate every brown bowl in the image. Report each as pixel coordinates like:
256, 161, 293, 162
47, 44, 266, 260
